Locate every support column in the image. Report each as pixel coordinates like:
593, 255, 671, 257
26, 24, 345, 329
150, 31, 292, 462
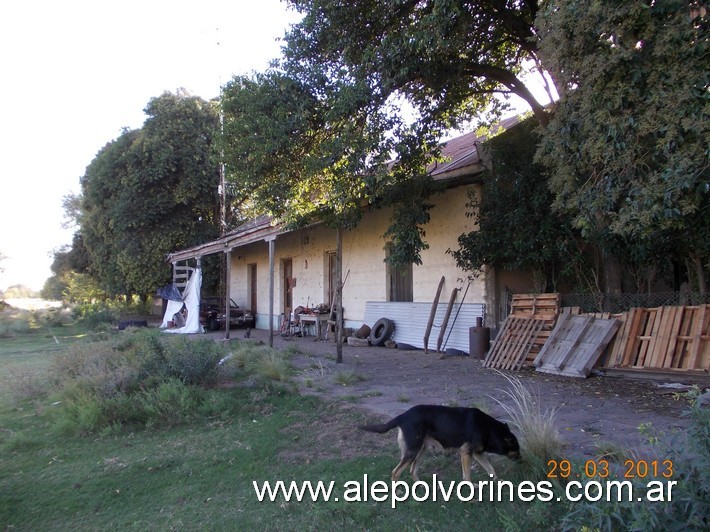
224, 248, 232, 340
267, 236, 276, 347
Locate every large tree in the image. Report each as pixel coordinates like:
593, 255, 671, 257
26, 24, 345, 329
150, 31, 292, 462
219, 70, 397, 359
284, 0, 554, 127
279, 0, 557, 266
79, 91, 221, 297
450, 118, 583, 291
535, 0, 709, 291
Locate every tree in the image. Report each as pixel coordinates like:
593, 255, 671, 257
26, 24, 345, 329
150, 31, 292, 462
279, 0, 559, 267
536, 0, 709, 290
285, 0, 554, 126
220, 70, 395, 359
79, 91, 221, 297
450, 118, 582, 291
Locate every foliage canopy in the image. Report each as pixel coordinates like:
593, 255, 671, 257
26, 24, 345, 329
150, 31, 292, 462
78, 91, 220, 297
536, 0, 709, 288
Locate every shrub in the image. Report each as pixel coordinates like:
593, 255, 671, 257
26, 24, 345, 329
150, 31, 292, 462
163, 336, 223, 385
48, 329, 229, 433
562, 389, 709, 530
333, 370, 365, 386
223, 343, 292, 383
136, 378, 202, 428
0, 309, 35, 337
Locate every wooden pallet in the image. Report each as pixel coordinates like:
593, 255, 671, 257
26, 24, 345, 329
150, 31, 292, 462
510, 294, 560, 365
484, 317, 546, 370
604, 305, 709, 372
534, 313, 620, 378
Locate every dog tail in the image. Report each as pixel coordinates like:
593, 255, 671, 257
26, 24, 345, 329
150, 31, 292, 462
359, 417, 399, 434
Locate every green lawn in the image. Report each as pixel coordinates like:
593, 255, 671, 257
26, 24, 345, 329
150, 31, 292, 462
0, 324, 598, 530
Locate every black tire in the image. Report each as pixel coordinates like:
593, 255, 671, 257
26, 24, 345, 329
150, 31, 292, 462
369, 318, 394, 346
208, 316, 220, 331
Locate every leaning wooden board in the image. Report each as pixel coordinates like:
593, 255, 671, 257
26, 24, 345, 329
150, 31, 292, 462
534, 313, 620, 377
484, 317, 546, 370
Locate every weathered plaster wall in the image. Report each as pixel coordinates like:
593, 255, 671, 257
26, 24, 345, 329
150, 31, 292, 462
226, 183, 484, 329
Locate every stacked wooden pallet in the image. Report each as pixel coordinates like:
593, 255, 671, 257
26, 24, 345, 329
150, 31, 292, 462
603, 305, 709, 373
483, 317, 546, 370
510, 293, 561, 364
483, 294, 560, 370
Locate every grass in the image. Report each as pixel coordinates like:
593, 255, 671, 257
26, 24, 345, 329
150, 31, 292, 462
0, 314, 587, 530
333, 370, 366, 386
491, 371, 564, 463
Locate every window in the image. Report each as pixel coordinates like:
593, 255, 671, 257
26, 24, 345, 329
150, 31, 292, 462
326, 251, 337, 307
386, 244, 413, 302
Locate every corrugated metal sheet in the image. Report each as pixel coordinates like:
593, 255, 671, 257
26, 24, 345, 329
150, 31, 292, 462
364, 301, 485, 353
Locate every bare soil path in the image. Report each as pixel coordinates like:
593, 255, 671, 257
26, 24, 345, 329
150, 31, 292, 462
215, 328, 702, 459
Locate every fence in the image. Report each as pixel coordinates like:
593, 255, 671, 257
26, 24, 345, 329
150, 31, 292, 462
559, 292, 710, 314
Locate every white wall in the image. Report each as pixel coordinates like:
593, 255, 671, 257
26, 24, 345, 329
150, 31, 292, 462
225, 183, 484, 329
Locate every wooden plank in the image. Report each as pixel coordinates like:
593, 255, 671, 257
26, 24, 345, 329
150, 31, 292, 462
501, 319, 534, 370
533, 312, 570, 367
635, 308, 656, 367
671, 307, 694, 369
536, 315, 619, 377
662, 306, 685, 368
700, 305, 710, 370
647, 306, 673, 369
512, 319, 547, 370
501, 318, 536, 370
565, 318, 621, 378
605, 311, 629, 367
550, 316, 594, 371
620, 308, 644, 367
685, 305, 707, 370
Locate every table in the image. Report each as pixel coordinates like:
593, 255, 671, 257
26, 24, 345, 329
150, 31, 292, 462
299, 313, 329, 340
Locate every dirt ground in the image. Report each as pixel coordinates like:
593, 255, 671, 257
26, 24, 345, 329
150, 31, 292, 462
212, 327, 705, 459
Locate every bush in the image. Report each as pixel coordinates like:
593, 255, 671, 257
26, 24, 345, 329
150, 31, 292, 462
222, 343, 292, 383
136, 378, 202, 428
562, 389, 709, 530
0, 309, 35, 337
48, 329, 228, 433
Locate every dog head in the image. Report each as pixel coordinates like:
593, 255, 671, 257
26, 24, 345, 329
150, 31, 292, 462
496, 422, 522, 462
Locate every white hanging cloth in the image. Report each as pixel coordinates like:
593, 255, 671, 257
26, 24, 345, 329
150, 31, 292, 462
162, 268, 204, 334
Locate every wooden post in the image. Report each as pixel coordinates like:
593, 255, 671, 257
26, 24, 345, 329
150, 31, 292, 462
437, 288, 459, 353
224, 250, 231, 340
424, 276, 445, 353
267, 236, 275, 348
336, 226, 343, 363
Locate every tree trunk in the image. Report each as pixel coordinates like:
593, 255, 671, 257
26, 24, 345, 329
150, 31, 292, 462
694, 255, 707, 294
335, 226, 344, 363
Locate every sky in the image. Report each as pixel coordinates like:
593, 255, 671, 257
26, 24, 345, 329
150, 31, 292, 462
0, 0, 301, 291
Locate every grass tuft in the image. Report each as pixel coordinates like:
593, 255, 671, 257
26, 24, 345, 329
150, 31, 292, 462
333, 370, 365, 386
491, 371, 563, 463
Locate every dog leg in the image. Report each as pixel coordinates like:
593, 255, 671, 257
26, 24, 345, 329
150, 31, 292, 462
472, 453, 497, 479
408, 445, 428, 481
459, 450, 472, 482
391, 428, 417, 481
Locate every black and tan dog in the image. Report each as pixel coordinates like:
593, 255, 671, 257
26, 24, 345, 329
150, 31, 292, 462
360, 405, 521, 481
